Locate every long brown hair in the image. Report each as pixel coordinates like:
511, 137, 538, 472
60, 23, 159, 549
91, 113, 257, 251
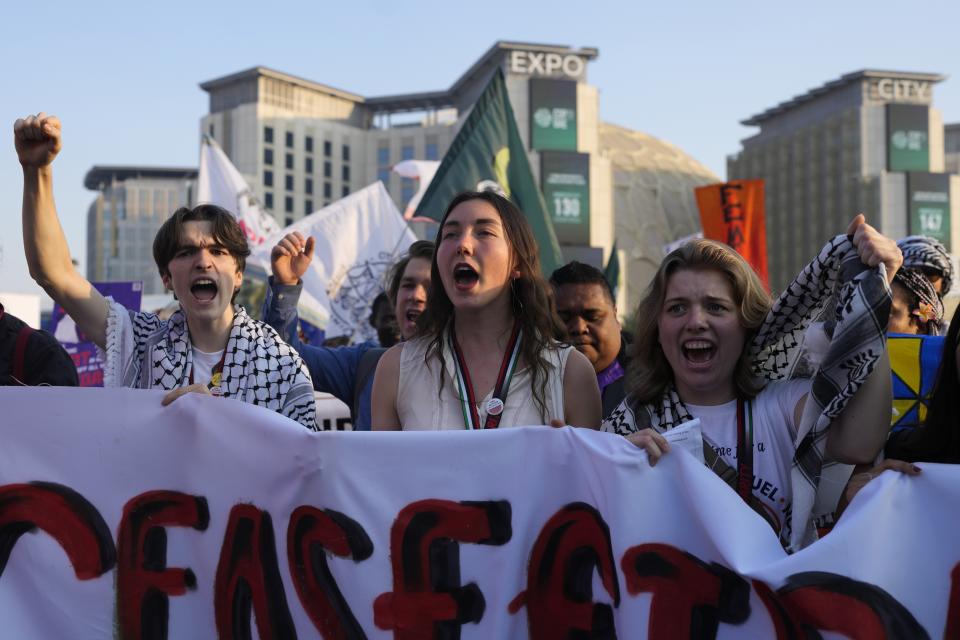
627, 239, 771, 404
417, 191, 566, 420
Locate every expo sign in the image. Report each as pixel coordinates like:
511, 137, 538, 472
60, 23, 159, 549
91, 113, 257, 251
872, 78, 932, 102
509, 50, 585, 79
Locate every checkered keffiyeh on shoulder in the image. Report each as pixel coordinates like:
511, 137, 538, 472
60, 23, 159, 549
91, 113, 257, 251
100, 300, 317, 430
604, 235, 892, 551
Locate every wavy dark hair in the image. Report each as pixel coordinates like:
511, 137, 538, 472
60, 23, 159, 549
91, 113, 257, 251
153, 204, 251, 302
885, 306, 960, 463
627, 239, 771, 404
153, 204, 250, 277
386, 240, 435, 307
416, 191, 566, 421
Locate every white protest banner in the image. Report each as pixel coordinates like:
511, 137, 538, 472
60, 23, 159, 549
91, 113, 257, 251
1, 387, 957, 638
197, 136, 281, 249
254, 182, 417, 341
315, 391, 352, 431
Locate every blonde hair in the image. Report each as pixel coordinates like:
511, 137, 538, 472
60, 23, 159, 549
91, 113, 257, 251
627, 239, 771, 404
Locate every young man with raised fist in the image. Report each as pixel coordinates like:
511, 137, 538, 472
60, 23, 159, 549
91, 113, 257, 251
16, 112, 317, 429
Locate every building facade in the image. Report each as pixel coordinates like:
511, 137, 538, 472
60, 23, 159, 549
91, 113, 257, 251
85, 166, 197, 295
946, 122, 960, 174
729, 70, 960, 291
200, 41, 717, 314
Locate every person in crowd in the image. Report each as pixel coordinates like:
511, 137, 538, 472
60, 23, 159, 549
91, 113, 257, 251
372, 191, 600, 431
603, 215, 901, 549
16, 112, 316, 429
0, 301, 78, 386
839, 301, 960, 510
550, 261, 630, 418
885, 302, 960, 464
897, 235, 953, 297
888, 267, 944, 335
370, 292, 401, 348
264, 235, 433, 430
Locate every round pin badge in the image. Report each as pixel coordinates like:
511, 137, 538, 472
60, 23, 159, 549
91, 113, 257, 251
486, 398, 504, 416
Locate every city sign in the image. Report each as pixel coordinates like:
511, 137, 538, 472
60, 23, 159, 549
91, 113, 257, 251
508, 50, 585, 79
871, 78, 933, 103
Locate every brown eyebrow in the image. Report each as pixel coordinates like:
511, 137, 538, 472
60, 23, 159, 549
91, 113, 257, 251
176, 240, 228, 251
442, 217, 501, 229
664, 295, 734, 305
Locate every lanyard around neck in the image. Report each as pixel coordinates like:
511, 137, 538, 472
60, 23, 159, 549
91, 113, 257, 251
449, 321, 523, 430
735, 398, 754, 502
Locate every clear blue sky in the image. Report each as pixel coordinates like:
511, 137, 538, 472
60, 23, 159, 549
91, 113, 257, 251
2, 0, 957, 296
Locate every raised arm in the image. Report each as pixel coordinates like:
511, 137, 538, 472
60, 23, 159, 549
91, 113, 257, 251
824, 214, 902, 464
262, 231, 315, 345
16, 113, 108, 348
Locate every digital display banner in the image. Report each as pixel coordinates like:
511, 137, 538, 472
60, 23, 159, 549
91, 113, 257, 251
887, 104, 930, 172
908, 172, 951, 250
529, 78, 577, 151
541, 151, 590, 244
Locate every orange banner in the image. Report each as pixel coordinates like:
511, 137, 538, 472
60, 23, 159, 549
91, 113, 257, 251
695, 179, 769, 288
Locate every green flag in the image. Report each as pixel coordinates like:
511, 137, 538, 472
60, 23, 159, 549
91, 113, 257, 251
414, 68, 563, 274
604, 242, 620, 296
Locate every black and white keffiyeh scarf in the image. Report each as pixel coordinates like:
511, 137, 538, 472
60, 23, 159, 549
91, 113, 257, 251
604, 235, 892, 551
115, 305, 317, 430
897, 235, 952, 295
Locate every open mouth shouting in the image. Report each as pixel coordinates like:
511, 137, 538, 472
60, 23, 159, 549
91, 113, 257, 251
682, 339, 716, 365
190, 278, 219, 303
404, 307, 423, 325
453, 262, 480, 292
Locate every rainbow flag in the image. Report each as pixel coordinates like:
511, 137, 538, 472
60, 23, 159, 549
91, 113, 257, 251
889, 334, 945, 433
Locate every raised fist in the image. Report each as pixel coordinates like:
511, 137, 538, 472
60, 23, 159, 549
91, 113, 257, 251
14, 113, 62, 169
846, 213, 903, 284
270, 231, 315, 285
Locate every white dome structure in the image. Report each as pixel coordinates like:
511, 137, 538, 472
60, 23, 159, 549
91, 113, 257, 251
600, 122, 720, 316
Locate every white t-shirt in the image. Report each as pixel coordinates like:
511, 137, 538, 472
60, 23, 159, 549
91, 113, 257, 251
685, 379, 809, 536
191, 348, 224, 388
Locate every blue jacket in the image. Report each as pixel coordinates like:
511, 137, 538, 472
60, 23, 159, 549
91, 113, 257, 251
261, 278, 377, 430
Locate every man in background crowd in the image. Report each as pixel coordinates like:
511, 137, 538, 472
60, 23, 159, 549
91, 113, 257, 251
550, 261, 629, 418
897, 235, 953, 298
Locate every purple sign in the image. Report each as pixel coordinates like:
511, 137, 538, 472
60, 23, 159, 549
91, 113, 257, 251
46, 282, 142, 387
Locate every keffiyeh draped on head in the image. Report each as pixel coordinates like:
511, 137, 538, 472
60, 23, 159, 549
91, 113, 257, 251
893, 267, 944, 333
897, 235, 952, 296
604, 235, 892, 551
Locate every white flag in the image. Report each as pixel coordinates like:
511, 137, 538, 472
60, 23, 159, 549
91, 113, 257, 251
255, 182, 417, 341
197, 136, 280, 248
392, 159, 440, 219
